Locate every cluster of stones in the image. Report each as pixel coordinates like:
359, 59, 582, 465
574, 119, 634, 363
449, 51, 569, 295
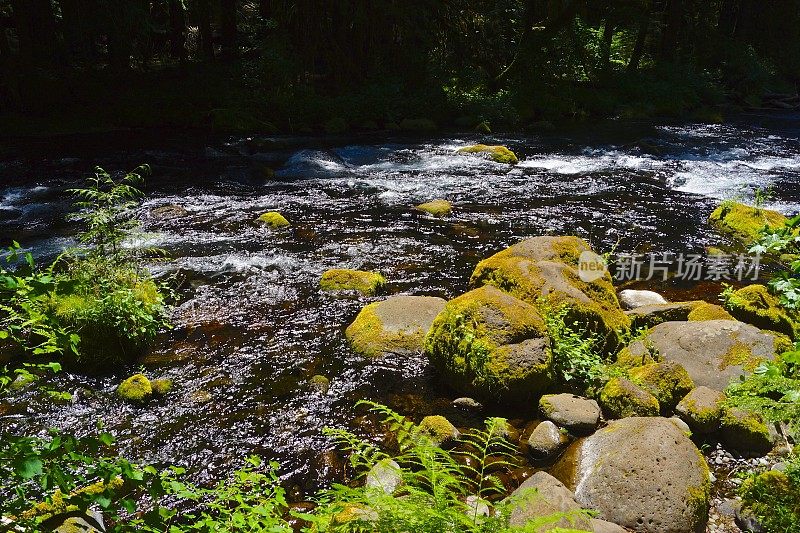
339, 234, 797, 532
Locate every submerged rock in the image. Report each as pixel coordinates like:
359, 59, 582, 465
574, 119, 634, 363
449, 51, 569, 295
552, 417, 710, 533
320, 269, 386, 295
470, 236, 629, 351
708, 201, 788, 246
424, 285, 552, 403
117, 374, 152, 403
725, 284, 799, 340
618, 289, 668, 309
538, 393, 601, 435
256, 211, 290, 228
150, 204, 188, 220
346, 295, 446, 357
456, 144, 519, 165
642, 320, 780, 390
415, 199, 453, 217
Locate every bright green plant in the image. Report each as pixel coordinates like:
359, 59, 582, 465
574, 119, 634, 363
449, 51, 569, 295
738, 452, 800, 533
749, 213, 800, 309
539, 301, 603, 389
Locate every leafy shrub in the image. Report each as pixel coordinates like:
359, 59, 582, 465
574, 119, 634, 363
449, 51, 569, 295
749, 213, 800, 310
539, 301, 603, 389
739, 452, 800, 533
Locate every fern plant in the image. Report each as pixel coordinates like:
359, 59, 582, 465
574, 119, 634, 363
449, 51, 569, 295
305, 401, 592, 533
538, 301, 603, 389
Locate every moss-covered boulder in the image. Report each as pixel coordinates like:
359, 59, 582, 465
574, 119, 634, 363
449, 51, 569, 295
551, 417, 710, 533
615, 339, 658, 368
346, 295, 447, 357
399, 118, 437, 131
470, 236, 630, 351
320, 269, 386, 295
456, 144, 519, 165
687, 302, 735, 321
725, 284, 799, 340
151, 378, 172, 396
117, 374, 152, 403
424, 285, 552, 403
629, 361, 695, 411
415, 199, 452, 217
720, 407, 774, 454
708, 201, 788, 245
416, 415, 460, 447
642, 320, 780, 390
675, 386, 726, 434
625, 301, 703, 329
309, 375, 330, 394
256, 211, 290, 228
599, 377, 660, 418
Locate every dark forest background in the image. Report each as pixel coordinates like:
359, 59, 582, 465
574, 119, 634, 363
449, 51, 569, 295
2, 0, 800, 134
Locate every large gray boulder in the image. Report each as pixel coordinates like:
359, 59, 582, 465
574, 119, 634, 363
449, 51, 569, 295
538, 393, 601, 435
346, 295, 446, 357
619, 289, 667, 310
625, 301, 702, 329
552, 417, 710, 533
643, 320, 779, 390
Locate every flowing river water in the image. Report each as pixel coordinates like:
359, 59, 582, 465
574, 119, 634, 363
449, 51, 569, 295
1, 115, 800, 502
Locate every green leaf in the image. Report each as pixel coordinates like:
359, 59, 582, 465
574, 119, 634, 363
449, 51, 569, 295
14, 457, 43, 479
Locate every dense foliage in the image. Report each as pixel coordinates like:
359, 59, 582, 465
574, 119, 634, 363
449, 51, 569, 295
2, 1, 800, 132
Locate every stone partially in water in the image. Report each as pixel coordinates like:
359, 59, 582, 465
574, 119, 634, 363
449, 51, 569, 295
320, 269, 386, 295
708, 201, 788, 246
625, 301, 703, 329
416, 415, 460, 447
424, 285, 552, 403
256, 211, 290, 228
346, 295, 446, 357
470, 236, 630, 352
642, 320, 780, 390
618, 289, 668, 310
309, 375, 330, 394
457, 144, 519, 165
117, 374, 152, 403
552, 417, 710, 533
151, 378, 173, 396
150, 204, 188, 220
725, 284, 800, 340
365, 458, 403, 494
538, 393, 601, 435
415, 199, 452, 217
526, 420, 568, 460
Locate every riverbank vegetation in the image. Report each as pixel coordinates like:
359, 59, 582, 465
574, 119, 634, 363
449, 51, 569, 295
3, 1, 800, 135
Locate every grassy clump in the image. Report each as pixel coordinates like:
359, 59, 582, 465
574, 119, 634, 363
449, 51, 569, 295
739, 454, 800, 533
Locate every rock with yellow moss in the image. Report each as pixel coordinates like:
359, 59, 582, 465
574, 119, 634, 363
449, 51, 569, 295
629, 361, 694, 411
470, 236, 630, 351
424, 285, 553, 403
640, 320, 780, 390
346, 295, 446, 357
415, 199, 453, 217
116, 374, 153, 403
675, 386, 726, 434
708, 201, 788, 246
320, 269, 386, 295
724, 284, 799, 340
614, 339, 659, 368
416, 415, 460, 447
720, 407, 774, 454
256, 211, 290, 228
599, 377, 660, 418
457, 144, 519, 164
687, 302, 735, 321
551, 417, 710, 533
625, 300, 704, 329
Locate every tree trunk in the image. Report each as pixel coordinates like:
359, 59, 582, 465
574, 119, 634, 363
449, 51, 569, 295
600, 21, 615, 73
10, 0, 60, 70
169, 0, 187, 63
628, 14, 649, 72
659, 0, 682, 61
196, 0, 215, 60
219, 0, 238, 59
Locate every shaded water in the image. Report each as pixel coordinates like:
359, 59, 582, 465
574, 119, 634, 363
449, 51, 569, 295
2, 114, 800, 495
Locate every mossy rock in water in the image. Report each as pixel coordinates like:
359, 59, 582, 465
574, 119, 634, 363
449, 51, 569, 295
415, 199, 453, 217
399, 118, 437, 131
424, 285, 552, 404
708, 201, 788, 246
320, 269, 386, 295
725, 284, 800, 340
687, 302, 735, 321
470, 236, 630, 352
416, 415, 460, 446
599, 377, 660, 418
629, 361, 694, 411
675, 386, 726, 434
309, 374, 330, 394
151, 379, 172, 396
256, 211, 290, 228
719, 407, 774, 454
346, 295, 447, 357
456, 144, 519, 165
50, 279, 163, 366
117, 374, 153, 403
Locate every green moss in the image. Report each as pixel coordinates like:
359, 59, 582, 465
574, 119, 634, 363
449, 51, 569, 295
721, 341, 764, 372
346, 300, 427, 358
629, 361, 694, 411
726, 284, 800, 340
470, 236, 630, 352
117, 374, 152, 403
256, 211, 290, 228
686, 448, 712, 525
687, 302, 735, 321
709, 202, 788, 245
320, 269, 386, 295
740, 469, 800, 532
20, 477, 124, 521
599, 377, 660, 418
615, 340, 657, 368
309, 374, 330, 394
456, 144, 519, 165
399, 118, 437, 131
151, 378, 172, 396
424, 285, 552, 403
720, 407, 773, 453
416, 415, 459, 446
416, 199, 453, 217
677, 388, 726, 433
